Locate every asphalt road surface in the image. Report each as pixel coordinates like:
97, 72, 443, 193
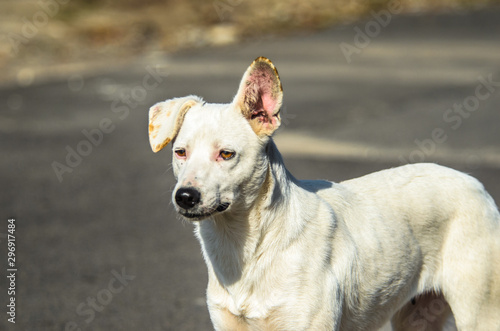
1, 7, 500, 331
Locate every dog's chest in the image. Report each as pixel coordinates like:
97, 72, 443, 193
210, 279, 279, 318
209, 290, 294, 331
207, 264, 303, 329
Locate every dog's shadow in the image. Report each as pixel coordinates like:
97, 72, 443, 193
299, 179, 334, 194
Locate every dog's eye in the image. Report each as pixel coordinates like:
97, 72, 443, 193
220, 150, 235, 160
175, 149, 186, 158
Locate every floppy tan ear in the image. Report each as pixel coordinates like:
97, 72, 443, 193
148, 95, 203, 153
233, 57, 283, 136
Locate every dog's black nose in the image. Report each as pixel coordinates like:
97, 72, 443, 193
175, 187, 201, 209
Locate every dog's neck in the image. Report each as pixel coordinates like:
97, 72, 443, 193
195, 139, 300, 287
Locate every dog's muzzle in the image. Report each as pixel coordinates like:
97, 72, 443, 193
174, 187, 229, 219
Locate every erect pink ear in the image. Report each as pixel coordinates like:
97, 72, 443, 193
233, 57, 283, 136
148, 95, 203, 153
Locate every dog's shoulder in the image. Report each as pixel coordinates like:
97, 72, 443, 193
297, 179, 357, 215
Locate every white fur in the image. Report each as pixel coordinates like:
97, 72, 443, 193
150, 58, 500, 331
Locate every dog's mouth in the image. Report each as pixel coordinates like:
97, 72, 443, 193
179, 203, 230, 220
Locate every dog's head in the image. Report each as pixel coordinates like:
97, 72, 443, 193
148, 57, 283, 220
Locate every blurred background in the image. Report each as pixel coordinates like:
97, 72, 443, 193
1, 0, 498, 84
1, 0, 500, 330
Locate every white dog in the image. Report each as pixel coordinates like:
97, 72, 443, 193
148, 57, 500, 330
